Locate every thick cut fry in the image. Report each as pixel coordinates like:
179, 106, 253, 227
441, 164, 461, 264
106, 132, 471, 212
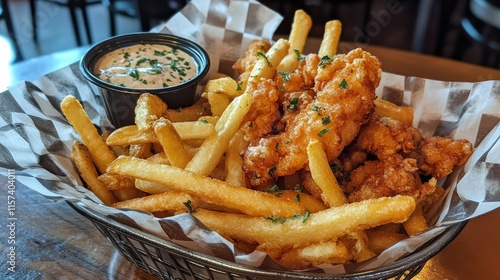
366, 230, 408, 254
403, 203, 429, 236
374, 99, 414, 126
318, 20, 342, 58
167, 98, 211, 122
70, 141, 117, 205
185, 92, 253, 176
275, 240, 350, 270
129, 143, 153, 158
134, 93, 168, 131
107, 156, 305, 218
153, 117, 190, 168
193, 196, 416, 249
307, 139, 347, 207
135, 179, 172, 194
113, 191, 197, 213
205, 76, 242, 97
105, 121, 215, 146
98, 172, 135, 190
61, 95, 116, 174
205, 91, 231, 117
277, 9, 312, 72
224, 130, 247, 188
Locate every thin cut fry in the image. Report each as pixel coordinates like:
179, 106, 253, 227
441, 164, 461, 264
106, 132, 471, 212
318, 20, 342, 58
403, 203, 429, 236
61, 95, 116, 174
374, 98, 414, 126
277, 9, 312, 72
205, 91, 231, 117
205, 76, 242, 97
247, 38, 290, 85
193, 195, 416, 249
276, 240, 350, 270
224, 130, 247, 188
70, 141, 117, 205
107, 155, 305, 218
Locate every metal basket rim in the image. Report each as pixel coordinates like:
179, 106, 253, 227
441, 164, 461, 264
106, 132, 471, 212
68, 201, 467, 279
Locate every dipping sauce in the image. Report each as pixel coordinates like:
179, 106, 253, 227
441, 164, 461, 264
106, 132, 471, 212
95, 44, 198, 89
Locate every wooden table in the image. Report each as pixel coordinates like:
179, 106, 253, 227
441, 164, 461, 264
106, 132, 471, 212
1, 41, 500, 279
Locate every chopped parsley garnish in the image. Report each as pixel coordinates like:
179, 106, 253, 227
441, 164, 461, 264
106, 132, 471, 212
268, 216, 286, 224
278, 71, 291, 82
293, 49, 304, 61
330, 163, 342, 173
321, 116, 331, 125
236, 81, 243, 91
275, 143, 279, 153
319, 55, 333, 68
199, 119, 209, 124
123, 52, 130, 59
318, 128, 330, 137
136, 57, 149, 66
302, 211, 310, 222
154, 50, 167, 56
295, 194, 301, 202
289, 97, 299, 110
266, 185, 282, 197
257, 52, 271, 67
311, 106, 322, 111
339, 79, 349, 89
128, 69, 140, 80
268, 166, 277, 176
183, 200, 196, 213
293, 184, 304, 193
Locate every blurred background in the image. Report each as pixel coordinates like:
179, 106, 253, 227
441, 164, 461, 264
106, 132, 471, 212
1, 0, 499, 87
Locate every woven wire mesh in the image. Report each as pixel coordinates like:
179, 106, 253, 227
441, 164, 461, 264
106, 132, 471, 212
69, 202, 466, 280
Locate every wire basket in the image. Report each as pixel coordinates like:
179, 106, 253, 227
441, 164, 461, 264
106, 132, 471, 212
68, 201, 467, 280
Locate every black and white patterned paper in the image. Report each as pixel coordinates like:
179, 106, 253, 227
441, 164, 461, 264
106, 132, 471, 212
1, 0, 500, 274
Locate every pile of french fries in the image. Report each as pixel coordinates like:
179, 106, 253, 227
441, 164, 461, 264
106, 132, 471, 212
62, 10, 438, 270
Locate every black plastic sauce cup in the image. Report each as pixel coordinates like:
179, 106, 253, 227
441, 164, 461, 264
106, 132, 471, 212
80, 32, 210, 128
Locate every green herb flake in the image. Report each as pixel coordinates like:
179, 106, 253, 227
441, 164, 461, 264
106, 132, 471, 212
321, 116, 331, 125
330, 163, 342, 173
293, 49, 304, 61
268, 216, 286, 224
289, 97, 299, 110
128, 69, 140, 80
318, 55, 333, 68
257, 52, 271, 67
236, 81, 243, 91
302, 210, 310, 223
311, 106, 322, 111
318, 128, 330, 137
295, 194, 301, 202
199, 119, 209, 124
123, 52, 130, 59
183, 200, 196, 213
339, 79, 349, 89
136, 57, 149, 66
268, 166, 277, 176
278, 71, 291, 82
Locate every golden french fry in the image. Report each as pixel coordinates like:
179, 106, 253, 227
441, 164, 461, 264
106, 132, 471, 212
106, 121, 215, 146
306, 139, 347, 207
106, 155, 305, 218
193, 195, 416, 249
98, 172, 135, 191
185, 92, 253, 176
403, 203, 429, 236
129, 143, 153, 159
70, 141, 117, 205
247, 38, 290, 85
341, 231, 377, 262
113, 191, 197, 213
224, 130, 247, 188
135, 179, 172, 194
318, 20, 342, 58
205, 76, 242, 97
134, 93, 168, 131
278, 190, 327, 213
205, 91, 231, 117
61, 95, 116, 174
167, 98, 211, 122
153, 117, 190, 169
366, 230, 408, 254
275, 240, 350, 269
277, 9, 312, 72
113, 187, 147, 202
374, 98, 414, 126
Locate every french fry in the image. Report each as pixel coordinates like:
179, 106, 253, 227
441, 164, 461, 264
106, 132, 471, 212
275, 240, 351, 269
70, 141, 117, 205
374, 98, 414, 126
107, 155, 305, 218
341, 231, 377, 262
167, 98, 211, 122
278, 190, 327, 213
185, 92, 253, 176
366, 230, 408, 254
129, 143, 153, 159
134, 93, 168, 131
247, 38, 290, 85
205, 76, 242, 97
113, 186, 148, 202
153, 117, 190, 169
306, 139, 347, 207
205, 91, 231, 117
403, 203, 429, 236
98, 172, 135, 191
113, 191, 197, 213
224, 130, 247, 188
277, 9, 312, 72
135, 179, 172, 194
318, 20, 342, 58
105, 121, 215, 146
61, 95, 116, 174
193, 195, 416, 249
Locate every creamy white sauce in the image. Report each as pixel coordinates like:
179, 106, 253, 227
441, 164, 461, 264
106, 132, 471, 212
95, 44, 197, 89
